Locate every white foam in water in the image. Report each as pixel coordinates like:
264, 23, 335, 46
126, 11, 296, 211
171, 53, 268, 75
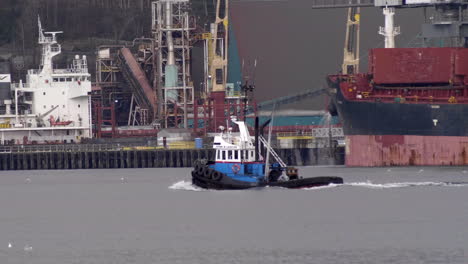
301, 183, 341, 190
169, 181, 205, 191
299, 181, 468, 191
347, 181, 468, 189
169, 180, 468, 192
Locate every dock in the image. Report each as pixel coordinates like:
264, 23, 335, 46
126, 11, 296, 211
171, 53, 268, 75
0, 144, 344, 171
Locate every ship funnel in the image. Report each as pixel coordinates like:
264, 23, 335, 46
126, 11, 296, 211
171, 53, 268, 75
379, 7, 400, 48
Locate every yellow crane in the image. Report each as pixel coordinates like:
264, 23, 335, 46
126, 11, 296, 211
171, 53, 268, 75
207, 0, 229, 94
342, 7, 360, 74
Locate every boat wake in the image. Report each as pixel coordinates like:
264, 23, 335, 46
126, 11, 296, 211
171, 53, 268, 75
296, 181, 468, 190
169, 181, 205, 191
300, 184, 342, 190
169, 180, 468, 191
346, 181, 468, 189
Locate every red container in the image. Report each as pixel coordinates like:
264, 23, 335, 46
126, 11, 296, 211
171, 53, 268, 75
454, 49, 468, 76
370, 48, 455, 85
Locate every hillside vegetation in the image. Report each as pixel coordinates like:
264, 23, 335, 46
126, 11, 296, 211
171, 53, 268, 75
0, 0, 214, 50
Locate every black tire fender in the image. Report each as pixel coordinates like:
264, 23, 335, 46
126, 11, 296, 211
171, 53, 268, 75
197, 165, 205, 175
194, 164, 201, 173
204, 167, 213, 179
212, 171, 222, 181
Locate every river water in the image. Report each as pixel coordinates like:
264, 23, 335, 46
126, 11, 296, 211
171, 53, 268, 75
0, 166, 467, 263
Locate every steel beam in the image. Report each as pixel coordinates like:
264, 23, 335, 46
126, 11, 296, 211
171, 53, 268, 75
311, 0, 374, 9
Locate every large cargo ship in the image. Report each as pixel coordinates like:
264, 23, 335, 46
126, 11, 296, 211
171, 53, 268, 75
325, 1, 468, 166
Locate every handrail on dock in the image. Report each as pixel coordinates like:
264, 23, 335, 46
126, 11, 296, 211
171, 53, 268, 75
0, 143, 127, 153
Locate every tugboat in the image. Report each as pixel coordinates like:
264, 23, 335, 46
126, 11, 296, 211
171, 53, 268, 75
191, 117, 343, 190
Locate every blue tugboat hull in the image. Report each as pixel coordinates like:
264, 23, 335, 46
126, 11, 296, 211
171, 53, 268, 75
191, 171, 261, 190
191, 163, 343, 190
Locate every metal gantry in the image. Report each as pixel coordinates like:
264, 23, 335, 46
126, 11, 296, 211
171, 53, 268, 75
152, 0, 194, 128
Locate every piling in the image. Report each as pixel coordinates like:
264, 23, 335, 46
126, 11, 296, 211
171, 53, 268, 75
0, 144, 344, 171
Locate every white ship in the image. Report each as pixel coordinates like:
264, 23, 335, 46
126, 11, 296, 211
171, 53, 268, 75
0, 18, 91, 145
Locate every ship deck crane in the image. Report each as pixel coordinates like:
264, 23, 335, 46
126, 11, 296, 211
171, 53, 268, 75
208, 0, 229, 95
35, 105, 59, 127
343, 6, 361, 74
233, 0, 362, 74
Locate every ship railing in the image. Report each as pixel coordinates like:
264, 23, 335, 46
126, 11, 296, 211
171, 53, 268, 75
311, 127, 344, 138
225, 90, 245, 98
311, 0, 374, 8
28, 69, 40, 75
11, 83, 31, 89
0, 143, 131, 153
53, 69, 88, 74
277, 131, 314, 138
43, 36, 54, 43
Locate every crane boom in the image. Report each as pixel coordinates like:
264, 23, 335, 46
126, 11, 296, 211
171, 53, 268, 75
311, 0, 468, 9
343, 7, 360, 74
36, 105, 59, 127
311, 0, 374, 9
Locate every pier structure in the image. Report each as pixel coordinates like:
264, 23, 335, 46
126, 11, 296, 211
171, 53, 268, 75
0, 144, 343, 171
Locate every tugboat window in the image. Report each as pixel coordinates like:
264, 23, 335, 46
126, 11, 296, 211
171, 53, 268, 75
217, 150, 220, 159
235, 151, 238, 160
222, 151, 226, 160
228, 150, 232, 160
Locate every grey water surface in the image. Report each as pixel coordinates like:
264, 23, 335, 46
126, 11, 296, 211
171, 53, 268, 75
0, 166, 467, 263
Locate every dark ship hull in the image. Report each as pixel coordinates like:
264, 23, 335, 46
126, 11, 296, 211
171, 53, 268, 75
328, 47, 468, 166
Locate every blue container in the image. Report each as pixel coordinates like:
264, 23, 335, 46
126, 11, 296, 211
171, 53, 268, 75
195, 138, 203, 149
